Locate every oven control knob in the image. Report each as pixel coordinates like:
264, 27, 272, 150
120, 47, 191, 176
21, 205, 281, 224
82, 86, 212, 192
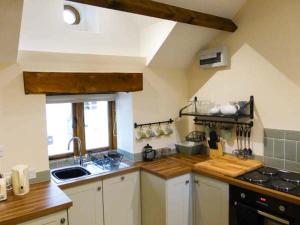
240, 193, 246, 199
279, 205, 286, 212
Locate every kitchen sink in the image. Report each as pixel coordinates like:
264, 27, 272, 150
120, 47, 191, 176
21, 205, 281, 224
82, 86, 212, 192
51, 166, 91, 181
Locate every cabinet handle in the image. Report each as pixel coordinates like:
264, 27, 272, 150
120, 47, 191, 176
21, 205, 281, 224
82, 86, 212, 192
60, 218, 66, 224
185, 180, 190, 185
194, 180, 199, 184
121, 176, 125, 181
97, 186, 102, 191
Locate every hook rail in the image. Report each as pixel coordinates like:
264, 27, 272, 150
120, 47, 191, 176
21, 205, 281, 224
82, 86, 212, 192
134, 118, 174, 129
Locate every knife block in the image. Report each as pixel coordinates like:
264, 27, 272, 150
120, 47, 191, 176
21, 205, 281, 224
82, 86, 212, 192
209, 142, 223, 159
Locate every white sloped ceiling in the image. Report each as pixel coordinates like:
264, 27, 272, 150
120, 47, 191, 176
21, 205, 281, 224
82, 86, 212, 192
18, 0, 246, 68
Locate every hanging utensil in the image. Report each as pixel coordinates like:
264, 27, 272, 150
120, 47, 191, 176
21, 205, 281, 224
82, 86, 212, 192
243, 126, 248, 153
238, 126, 245, 159
247, 127, 253, 156
239, 125, 244, 151
236, 125, 240, 151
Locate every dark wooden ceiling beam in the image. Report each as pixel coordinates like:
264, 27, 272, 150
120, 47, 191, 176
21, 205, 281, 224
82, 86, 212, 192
23, 72, 143, 94
68, 0, 237, 32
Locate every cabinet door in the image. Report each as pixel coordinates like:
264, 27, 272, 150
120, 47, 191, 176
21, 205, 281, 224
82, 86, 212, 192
194, 174, 229, 225
18, 211, 67, 225
166, 174, 191, 225
103, 171, 141, 225
64, 181, 104, 225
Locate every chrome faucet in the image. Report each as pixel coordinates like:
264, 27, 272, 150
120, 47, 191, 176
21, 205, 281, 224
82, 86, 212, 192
68, 137, 84, 166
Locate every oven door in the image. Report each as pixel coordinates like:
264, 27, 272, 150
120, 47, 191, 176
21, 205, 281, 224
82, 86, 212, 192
232, 202, 293, 225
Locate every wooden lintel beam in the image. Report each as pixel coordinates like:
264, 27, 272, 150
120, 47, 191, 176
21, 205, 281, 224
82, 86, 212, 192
23, 72, 143, 94
68, 0, 237, 32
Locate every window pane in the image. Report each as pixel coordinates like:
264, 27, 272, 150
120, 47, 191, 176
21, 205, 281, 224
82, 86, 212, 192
46, 103, 73, 156
84, 101, 109, 150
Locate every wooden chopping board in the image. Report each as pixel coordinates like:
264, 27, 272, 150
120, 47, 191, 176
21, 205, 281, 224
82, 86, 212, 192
194, 155, 263, 177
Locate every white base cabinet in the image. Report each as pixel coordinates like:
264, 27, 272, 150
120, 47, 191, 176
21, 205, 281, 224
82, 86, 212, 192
141, 171, 192, 225
193, 174, 229, 225
18, 211, 68, 225
64, 181, 104, 225
103, 171, 141, 225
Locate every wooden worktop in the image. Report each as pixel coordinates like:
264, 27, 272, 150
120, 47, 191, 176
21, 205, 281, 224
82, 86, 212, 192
0, 153, 298, 225
139, 154, 300, 205
0, 164, 140, 225
0, 182, 72, 225
138, 158, 192, 179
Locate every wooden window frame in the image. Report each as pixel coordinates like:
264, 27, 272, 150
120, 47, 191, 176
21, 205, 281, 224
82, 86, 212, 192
48, 101, 117, 160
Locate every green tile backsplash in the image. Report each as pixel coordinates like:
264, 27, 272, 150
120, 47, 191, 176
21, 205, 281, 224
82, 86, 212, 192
264, 138, 274, 157
285, 130, 300, 141
264, 129, 285, 139
263, 156, 284, 169
285, 140, 297, 161
273, 139, 284, 159
264, 128, 300, 172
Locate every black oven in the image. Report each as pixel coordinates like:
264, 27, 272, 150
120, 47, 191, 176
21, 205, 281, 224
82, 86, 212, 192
230, 185, 300, 225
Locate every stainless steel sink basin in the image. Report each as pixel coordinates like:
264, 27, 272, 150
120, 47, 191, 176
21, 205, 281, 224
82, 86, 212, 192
51, 166, 91, 181
50, 159, 131, 183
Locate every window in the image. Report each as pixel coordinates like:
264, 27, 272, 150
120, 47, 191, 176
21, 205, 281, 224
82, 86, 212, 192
63, 5, 81, 25
46, 98, 117, 159
46, 103, 73, 156
84, 101, 109, 149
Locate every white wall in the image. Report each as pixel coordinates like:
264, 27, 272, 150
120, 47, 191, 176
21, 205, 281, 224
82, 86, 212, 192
187, 0, 300, 156
0, 63, 49, 172
132, 67, 189, 153
0, 0, 23, 62
148, 23, 219, 69
140, 21, 176, 65
0, 51, 188, 172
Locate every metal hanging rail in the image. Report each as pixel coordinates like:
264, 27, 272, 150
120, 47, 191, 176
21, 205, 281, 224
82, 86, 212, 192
194, 118, 253, 128
134, 118, 174, 129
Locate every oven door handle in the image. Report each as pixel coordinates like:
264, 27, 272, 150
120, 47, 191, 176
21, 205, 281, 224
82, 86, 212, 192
257, 210, 290, 225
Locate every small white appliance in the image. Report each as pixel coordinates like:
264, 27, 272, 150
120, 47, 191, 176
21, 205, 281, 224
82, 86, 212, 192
199, 46, 229, 68
11, 165, 30, 196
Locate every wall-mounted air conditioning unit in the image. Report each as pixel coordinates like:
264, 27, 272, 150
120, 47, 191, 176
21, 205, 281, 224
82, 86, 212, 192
199, 47, 229, 69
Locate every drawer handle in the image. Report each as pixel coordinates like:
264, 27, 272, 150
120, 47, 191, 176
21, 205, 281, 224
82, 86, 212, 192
121, 176, 125, 181
60, 218, 66, 224
194, 180, 199, 184
97, 186, 102, 191
185, 180, 190, 185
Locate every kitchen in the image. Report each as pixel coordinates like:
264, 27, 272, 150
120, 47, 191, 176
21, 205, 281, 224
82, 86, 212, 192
0, 0, 299, 225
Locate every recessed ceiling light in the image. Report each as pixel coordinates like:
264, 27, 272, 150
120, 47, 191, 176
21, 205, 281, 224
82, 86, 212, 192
63, 5, 80, 25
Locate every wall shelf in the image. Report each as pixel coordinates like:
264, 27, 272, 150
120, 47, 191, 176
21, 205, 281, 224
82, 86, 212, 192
179, 96, 254, 127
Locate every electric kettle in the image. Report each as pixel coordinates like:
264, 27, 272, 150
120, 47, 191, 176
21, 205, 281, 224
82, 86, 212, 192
11, 165, 30, 196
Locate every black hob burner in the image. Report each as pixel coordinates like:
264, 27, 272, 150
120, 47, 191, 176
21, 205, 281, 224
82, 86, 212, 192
238, 166, 300, 197
258, 166, 279, 176
243, 171, 269, 184
281, 172, 300, 185
271, 180, 297, 192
